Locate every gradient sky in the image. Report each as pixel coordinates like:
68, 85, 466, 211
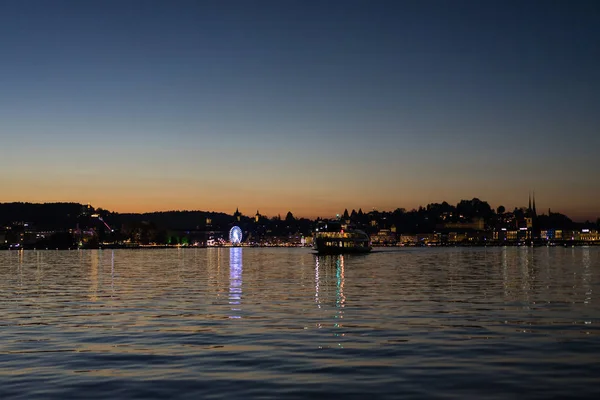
1, 0, 599, 220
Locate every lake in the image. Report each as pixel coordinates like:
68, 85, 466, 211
1, 247, 599, 399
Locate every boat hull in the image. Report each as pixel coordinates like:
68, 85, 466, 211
314, 246, 372, 255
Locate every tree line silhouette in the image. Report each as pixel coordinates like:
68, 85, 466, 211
1, 201, 598, 249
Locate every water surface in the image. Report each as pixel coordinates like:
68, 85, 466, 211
1, 247, 599, 399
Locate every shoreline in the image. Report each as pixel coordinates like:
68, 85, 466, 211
2, 242, 600, 251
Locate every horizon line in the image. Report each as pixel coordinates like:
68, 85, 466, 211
1, 199, 598, 223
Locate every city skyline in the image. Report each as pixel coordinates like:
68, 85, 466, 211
1, 1, 599, 221
0, 191, 595, 224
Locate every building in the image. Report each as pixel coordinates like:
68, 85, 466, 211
526, 192, 539, 240
371, 229, 397, 245
443, 217, 485, 231
400, 233, 439, 245
233, 208, 242, 222
577, 229, 600, 242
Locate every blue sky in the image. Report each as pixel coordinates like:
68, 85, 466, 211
1, 0, 599, 219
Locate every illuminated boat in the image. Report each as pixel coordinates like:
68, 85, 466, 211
313, 221, 372, 254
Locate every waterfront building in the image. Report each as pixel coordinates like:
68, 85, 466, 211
302, 235, 313, 246
507, 230, 519, 241
400, 233, 439, 245
446, 232, 466, 243
578, 229, 599, 242
541, 229, 555, 240
371, 229, 397, 245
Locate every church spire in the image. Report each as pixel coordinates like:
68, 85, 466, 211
532, 191, 537, 215
528, 192, 532, 211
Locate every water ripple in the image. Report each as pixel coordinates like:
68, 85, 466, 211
1, 247, 600, 399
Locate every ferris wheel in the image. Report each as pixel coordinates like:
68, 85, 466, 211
229, 226, 242, 245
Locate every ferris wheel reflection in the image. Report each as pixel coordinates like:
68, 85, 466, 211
229, 247, 243, 318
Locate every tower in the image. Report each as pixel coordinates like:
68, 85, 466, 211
526, 191, 539, 241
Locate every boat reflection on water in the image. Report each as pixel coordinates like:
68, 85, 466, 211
314, 254, 346, 342
314, 254, 346, 304
229, 247, 243, 318
336, 255, 345, 310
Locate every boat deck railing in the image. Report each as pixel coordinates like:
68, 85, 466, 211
315, 232, 368, 240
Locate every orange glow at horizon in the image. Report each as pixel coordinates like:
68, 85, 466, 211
2, 174, 598, 222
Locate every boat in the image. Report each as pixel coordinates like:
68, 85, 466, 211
313, 220, 372, 254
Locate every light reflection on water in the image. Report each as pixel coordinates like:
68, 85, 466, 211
0, 247, 599, 399
229, 247, 242, 319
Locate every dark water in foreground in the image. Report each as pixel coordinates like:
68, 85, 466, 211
1, 247, 599, 399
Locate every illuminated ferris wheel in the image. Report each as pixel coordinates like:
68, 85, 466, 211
229, 226, 242, 245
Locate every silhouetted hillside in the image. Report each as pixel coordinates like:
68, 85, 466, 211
0, 203, 238, 232
0, 202, 83, 230
114, 211, 235, 231
0, 200, 596, 237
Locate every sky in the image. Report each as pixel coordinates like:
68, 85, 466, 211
1, 0, 599, 220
